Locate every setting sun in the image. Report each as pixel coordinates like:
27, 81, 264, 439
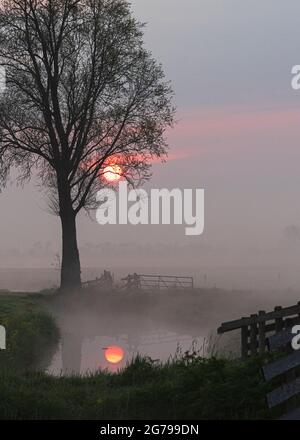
104, 346, 125, 364
103, 165, 122, 183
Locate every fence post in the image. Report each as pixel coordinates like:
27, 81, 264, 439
275, 306, 283, 333
297, 302, 300, 323
241, 318, 248, 360
250, 314, 258, 355
258, 310, 266, 354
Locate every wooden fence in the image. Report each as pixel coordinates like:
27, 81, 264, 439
263, 327, 300, 419
82, 272, 194, 291
82, 270, 113, 290
122, 274, 194, 290
218, 302, 300, 359
139, 274, 194, 290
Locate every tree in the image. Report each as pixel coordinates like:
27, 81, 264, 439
0, 0, 174, 290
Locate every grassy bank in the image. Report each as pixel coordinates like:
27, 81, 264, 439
0, 293, 59, 371
0, 354, 278, 420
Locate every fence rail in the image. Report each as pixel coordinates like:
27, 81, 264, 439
139, 275, 194, 290
122, 274, 194, 290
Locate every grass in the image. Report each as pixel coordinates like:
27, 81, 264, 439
0, 293, 59, 371
0, 291, 284, 420
0, 353, 280, 420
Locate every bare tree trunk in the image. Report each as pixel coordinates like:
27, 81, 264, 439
58, 178, 81, 291
60, 210, 81, 290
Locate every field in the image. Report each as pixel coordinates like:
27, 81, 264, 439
0, 291, 284, 420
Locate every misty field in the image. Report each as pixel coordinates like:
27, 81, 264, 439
0, 292, 289, 420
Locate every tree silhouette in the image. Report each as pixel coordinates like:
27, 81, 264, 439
0, 0, 174, 290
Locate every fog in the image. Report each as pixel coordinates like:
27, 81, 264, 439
1, 0, 300, 376
42, 280, 300, 375
0, 1, 300, 293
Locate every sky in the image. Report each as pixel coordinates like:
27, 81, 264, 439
1, 0, 300, 289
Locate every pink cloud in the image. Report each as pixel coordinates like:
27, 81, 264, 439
165, 106, 300, 158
